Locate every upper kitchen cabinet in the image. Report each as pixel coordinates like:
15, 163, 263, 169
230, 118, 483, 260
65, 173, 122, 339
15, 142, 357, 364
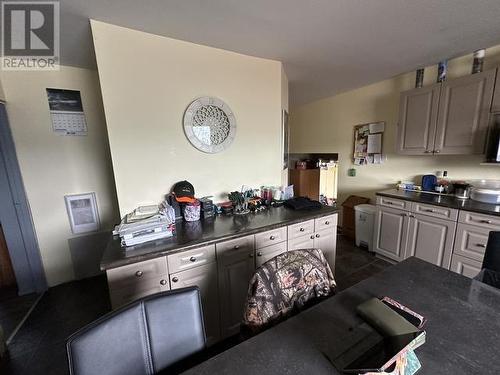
434, 69, 496, 154
397, 69, 497, 155
397, 84, 441, 155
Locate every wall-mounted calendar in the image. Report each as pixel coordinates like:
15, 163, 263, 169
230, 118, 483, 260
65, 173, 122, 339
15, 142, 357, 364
46, 88, 87, 136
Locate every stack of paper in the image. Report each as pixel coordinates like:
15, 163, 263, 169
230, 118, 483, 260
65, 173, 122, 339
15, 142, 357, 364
114, 203, 176, 247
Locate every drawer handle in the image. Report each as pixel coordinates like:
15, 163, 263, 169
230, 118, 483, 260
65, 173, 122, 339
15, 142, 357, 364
386, 201, 393, 205
234, 245, 240, 250
160, 279, 168, 286
325, 221, 330, 225
480, 219, 492, 224
424, 209, 435, 213
257, 251, 263, 257
310, 235, 315, 239
189, 256, 197, 262
135, 271, 143, 277
249, 253, 254, 258
400, 213, 407, 217
172, 277, 179, 283
315, 234, 320, 238
270, 235, 275, 240
299, 228, 305, 232
477, 244, 486, 248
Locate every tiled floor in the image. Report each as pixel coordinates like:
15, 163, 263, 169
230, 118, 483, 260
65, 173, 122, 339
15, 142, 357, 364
335, 234, 392, 291
1, 235, 390, 375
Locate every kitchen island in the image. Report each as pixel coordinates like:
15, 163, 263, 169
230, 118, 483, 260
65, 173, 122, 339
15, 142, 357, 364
182, 257, 500, 375
100, 205, 338, 344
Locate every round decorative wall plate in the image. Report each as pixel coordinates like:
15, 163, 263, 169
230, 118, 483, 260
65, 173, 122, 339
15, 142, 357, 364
183, 97, 236, 153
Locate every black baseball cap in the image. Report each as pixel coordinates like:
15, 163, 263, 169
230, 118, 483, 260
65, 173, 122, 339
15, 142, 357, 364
173, 180, 196, 203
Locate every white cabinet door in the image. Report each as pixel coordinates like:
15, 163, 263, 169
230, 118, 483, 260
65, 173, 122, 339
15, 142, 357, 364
450, 254, 482, 279
107, 257, 170, 309
313, 228, 337, 272
434, 69, 496, 154
217, 243, 255, 338
373, 206, 409, 261
405, 213, 456, 269
255, 241, 287, 268
453, 223, 490, 263
109, 280, 169, 310
288, 233, 315, 251
170, 262, 220, 345
397, 84, 441, 155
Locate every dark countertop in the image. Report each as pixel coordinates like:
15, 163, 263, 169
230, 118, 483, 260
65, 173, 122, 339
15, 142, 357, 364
182, 258, 500, 375
101, 205, 338, 270
377, 189, 500, 216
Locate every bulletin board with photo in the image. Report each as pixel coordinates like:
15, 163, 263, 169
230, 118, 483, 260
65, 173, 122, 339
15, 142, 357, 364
352, 121, 385, 165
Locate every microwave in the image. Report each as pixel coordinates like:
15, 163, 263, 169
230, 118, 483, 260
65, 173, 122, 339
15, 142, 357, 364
486, 115, 500, 163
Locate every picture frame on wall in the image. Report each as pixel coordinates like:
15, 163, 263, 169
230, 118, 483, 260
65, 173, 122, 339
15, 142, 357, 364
65, 193, 100, 234
282, 109, 289, 170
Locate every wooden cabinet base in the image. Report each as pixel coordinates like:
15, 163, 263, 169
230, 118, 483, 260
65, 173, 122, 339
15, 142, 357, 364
289, 169, 320, 200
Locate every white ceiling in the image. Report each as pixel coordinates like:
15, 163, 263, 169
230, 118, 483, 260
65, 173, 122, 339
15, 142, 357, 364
60, 0, 500, 106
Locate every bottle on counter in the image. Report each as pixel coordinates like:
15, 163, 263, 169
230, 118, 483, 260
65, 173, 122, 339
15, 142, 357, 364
436, 171, 451, 194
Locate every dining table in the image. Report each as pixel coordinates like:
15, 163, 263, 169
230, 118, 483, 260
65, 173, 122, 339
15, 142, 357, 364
182, 257, 500, 375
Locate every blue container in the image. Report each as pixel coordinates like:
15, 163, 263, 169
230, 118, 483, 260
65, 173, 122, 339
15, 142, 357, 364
422, 175, 437, 192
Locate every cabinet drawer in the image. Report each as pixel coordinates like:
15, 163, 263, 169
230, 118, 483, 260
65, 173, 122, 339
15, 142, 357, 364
255, 227, 287, 249
314, 214, 338, 232
167, 244, 216, 273
287, 219, 314, 240
256, 241, 287, 267
450, 254, 482, 279
288, 233, 315, 251
216, 234, 254, 256
109, 278, 169, 309
459, 211, 500, 230
107, 257, 168, 290
376, 196, 411, 210
454, 224, 490, 262
411, 202, 458, 221
169, 262, 217, 289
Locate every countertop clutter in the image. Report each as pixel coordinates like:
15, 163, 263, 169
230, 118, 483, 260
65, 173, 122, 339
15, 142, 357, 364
101, 205, 338, 270
377, 189, 500, 216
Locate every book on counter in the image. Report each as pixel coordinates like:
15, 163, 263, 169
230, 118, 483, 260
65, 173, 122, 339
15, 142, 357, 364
331, 296, 426, 375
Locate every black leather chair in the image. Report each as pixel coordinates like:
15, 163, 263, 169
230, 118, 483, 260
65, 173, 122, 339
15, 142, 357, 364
67, 287, 206, 375
475, 231, 500, 289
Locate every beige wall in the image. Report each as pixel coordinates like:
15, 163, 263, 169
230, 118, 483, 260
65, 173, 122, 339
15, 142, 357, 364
0, 66, 119, 286
290, 45, 500, 207
91, 20, 284, 216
